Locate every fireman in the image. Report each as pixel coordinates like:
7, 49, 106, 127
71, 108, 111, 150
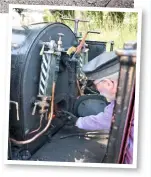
74, 71, 133, 164
75, 72, 118, 130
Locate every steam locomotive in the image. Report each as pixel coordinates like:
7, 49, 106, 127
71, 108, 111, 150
9, 22, 136, 163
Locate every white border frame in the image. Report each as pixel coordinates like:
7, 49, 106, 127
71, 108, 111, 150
4, 4, 142, 169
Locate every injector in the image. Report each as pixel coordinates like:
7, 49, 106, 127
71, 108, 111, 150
32, 33, 65, 118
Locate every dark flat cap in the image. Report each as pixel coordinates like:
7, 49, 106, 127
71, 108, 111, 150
82, 51, 120, 80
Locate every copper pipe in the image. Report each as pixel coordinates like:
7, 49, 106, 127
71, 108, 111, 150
41, 96, 47, 115
9, 82, 55, 145
48, 82, 55, 120
76, 32, 89, 54
76, 31, 100, 54
31, 96, 48, 132
28, 115, 44, 135
76, 80, 83, 96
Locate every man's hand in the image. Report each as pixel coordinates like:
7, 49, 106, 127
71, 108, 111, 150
58, 110, 78, 126
66, 115, 79, 126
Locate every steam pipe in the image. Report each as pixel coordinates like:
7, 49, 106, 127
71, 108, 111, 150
76, 80, 83, 96
28, 115, 44, 135
9, 82, 55, 145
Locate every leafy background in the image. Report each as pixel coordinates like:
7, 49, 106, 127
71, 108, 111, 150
14, 8, 138, 50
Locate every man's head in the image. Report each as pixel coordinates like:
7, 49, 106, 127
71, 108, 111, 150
93, 72, 119, 102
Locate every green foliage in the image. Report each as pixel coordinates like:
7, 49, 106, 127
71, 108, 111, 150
87, 11, 104, 27
42, 9, 138, 49
43, 9, 75, 23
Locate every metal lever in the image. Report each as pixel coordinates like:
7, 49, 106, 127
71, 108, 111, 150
61, 17, 89, 23
32, 102, 38, 115
61, 17, 89, 37
87, 31, 100, 34
10, 101, 20, 121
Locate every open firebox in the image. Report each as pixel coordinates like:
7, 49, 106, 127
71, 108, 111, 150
8, 22, 136, 163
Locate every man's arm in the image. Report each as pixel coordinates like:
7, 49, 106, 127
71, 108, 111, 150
75, 101, 115, 131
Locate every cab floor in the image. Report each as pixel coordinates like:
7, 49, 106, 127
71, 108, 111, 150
30, 125, 108, 163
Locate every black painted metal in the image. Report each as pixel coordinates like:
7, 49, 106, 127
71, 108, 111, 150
9, 21, 116, 160
110, 41, 114, 51
10, 22, 78, 155
85, 40, 107, 61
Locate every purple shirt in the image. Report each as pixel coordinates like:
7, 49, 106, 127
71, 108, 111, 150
76, 101, 115, 130
75, 101, 134, 164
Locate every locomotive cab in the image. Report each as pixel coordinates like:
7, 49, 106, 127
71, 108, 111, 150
9, 22, 136, 164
